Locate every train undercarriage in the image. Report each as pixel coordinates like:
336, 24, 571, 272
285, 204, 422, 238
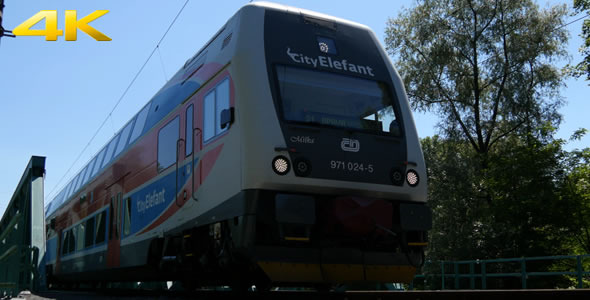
47, 190, 431, 290
145, 190, 431, 289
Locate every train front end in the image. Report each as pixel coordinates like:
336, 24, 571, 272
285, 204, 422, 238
234, 3, 431, 285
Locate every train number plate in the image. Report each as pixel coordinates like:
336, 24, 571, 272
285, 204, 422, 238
330, 160, 374, 173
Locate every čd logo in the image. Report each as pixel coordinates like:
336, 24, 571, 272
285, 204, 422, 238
13, 10, 111, 41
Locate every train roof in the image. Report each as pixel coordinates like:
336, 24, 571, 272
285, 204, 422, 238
245, 1, 371, 31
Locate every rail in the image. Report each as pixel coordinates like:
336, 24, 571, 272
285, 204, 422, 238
410, 254, 590, 290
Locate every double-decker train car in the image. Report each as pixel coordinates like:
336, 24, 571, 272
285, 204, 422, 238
43, 2, 431, 289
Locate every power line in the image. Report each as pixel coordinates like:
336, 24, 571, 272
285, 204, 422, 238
556, 13, 590, 31
157, 45, 169, 81
46, 0, 190, 201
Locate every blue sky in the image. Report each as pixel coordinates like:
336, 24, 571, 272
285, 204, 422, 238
0, 0, 587, 214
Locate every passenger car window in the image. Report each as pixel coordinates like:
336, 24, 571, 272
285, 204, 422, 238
91, 147, 107, 177
95, 211, 106, 244
114, 119, 135, 157
123, 197, 132, 236
76, 224, 85, 251
68, 229, 75, 254
61, 231, 70, 255
129, 103, 151, 144
85, 217, 95, 248
82, 157, 97, 185
203, 92, 215, 141
203, 78, 230, 142
216, 79, 230, 132
157, 116, 180, 172
101, 134, 120, 169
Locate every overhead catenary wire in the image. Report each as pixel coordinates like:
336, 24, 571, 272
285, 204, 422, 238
157, 45, 169, 81
46, 0, 190, 201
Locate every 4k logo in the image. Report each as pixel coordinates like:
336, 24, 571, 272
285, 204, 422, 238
13, 10, 111, 41
341, 138, 360, 152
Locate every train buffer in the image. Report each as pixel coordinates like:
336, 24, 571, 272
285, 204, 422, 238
0, 156, 46, 298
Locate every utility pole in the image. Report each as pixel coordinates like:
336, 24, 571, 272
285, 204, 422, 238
0, 0, 16, 43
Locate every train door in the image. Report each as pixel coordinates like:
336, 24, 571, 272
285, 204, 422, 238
106, 184, 123, 268
186, 103, 201, 200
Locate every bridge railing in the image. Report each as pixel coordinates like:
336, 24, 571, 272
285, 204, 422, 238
0, 156, 45, 297
410, 254, 590, 290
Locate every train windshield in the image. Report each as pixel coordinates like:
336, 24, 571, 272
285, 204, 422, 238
275, 65, 401, 135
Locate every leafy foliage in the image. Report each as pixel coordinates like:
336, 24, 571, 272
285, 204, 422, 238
422, 134, 571, 262
385, 1, 590, 289
573, 0, 590, 80
386, 0, 569, 154
560, 144, 590, 253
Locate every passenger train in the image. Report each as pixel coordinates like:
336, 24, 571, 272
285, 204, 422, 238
43, 2, 432, 289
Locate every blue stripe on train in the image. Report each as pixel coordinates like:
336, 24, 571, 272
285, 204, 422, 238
125, 159, 196, 237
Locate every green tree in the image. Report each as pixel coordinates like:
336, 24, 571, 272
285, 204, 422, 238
573, 0, 590, 80
386, 0, 568, 155
422, 134, 571, 262
560, 129, 590, 253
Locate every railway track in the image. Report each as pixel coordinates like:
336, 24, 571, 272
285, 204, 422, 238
25, 289, 590, 300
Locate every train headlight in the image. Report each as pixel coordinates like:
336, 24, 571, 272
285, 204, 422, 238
406, 169, 419, 187
272, 156, 291, 175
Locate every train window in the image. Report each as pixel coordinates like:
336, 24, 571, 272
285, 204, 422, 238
66, 174, 80, 200
68, 228, 76, 254
186, 105, 193, 156
62, 183, 72, 204
44, 202, 52, 216
203, 78, 230, 143
91, 147, 107, 178
157, 116, 180, 172
76, 224, 85, 251
85, 217, 95, 248
123, 197, 132, 236
114, 118, 135, 158
70, 175, 80, 198
275, 65, 401, 135
61, 231, 69, 255
64, 180, 75, 201
48, 189, 65, 216
74, 166, 87, 192
101, 134, 120, 169
129, 103, 151, 144
95, 211, 106, 244
203, 91, 215, 141
216, 79, 230, 133
82, 156, 97, 186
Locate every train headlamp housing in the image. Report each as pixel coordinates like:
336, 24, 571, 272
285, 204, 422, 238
272, 156, 291, 175
406, 169, 419, 187
293, 157, 312, 177
390, 168, 404, 186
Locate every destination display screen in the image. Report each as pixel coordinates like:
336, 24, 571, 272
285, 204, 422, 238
275, 65, 401, 135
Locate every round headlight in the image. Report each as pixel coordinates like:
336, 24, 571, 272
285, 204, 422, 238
272, 156, 290, 175
406, 169, 419, 187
